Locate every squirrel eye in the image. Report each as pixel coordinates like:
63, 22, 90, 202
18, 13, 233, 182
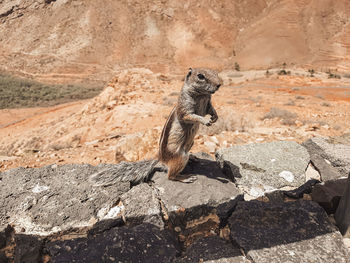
197, 73, 205, 80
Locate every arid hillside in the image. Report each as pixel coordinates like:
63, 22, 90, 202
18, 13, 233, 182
1, 68, 349, 171
1, 0, 350, 83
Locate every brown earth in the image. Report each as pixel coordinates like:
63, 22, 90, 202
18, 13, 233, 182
1, 0, 350, 84
0, 68, 349, 172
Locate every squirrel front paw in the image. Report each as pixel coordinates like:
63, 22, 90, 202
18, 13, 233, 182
202, 115, 212, 126
210, 114, 218, 123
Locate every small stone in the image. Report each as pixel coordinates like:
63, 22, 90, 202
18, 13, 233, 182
210, 136, 219, 144
305, 163, 321, 181
279, 171, 295, 182
204, 141, 216, 153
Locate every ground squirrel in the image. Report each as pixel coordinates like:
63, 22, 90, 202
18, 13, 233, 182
90, 68, 221, 185
158, 68, 222, 183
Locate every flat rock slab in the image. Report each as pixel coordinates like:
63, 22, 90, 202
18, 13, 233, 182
46, 223, 177, 263
216, 141, 310, 197
178, 236, 250, 263
0, 164, 130, 236
303, 136, 350, 178
153, 154, 242, 222
229, 200, 350, 263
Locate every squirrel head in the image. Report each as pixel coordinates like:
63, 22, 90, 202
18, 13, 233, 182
185, 68, 222, 95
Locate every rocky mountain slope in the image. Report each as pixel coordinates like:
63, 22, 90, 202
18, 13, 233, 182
1, 69, 350, 171
1, 0, 350, 83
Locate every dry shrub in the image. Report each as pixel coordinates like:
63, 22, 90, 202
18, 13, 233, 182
263, 107, 297, 125
199, 114, 252, 135
162, 97, 176, 106
321, 102, 331, 107
284, 100, 295, 106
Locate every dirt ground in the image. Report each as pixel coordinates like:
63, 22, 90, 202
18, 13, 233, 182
0, 69, 349, 172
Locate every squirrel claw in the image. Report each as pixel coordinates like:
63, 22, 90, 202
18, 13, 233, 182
179, 175, 197, 183
171, 174, 198, 183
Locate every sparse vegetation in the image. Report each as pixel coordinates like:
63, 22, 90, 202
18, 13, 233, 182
199, 114, 253, 135
315, 94, 325, 100
262, 107, 297, 125
169, 91, 179, 97
295, 95, 305, 100
0, 73, 103, 109
234, 62, 240, 71
278, 69, 291, 75
328, 73, 341, 79
284, 99, 296, 106
327, 70, 341, 79
308, 69, 315, 77
162, 96, 176, 106
321, 102, 331, 107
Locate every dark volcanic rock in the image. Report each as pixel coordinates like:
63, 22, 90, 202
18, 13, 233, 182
14, 234, 42, 263
0, 164, 130, 236
311, 178, 347, 214
46, 223, 177, 263
0, 226, 6, 249
216, 141, 310, 197
229, 200, 350, 262
178, 236, 250, 263
303, 136, 350, 178
335, 173, 350, 237
120, 183, 164, 228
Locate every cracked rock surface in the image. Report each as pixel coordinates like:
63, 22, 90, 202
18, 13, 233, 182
0, 164, 130, 236
229, 200, 350, 263
0, 139, 349, 262
216, 141, 310, 198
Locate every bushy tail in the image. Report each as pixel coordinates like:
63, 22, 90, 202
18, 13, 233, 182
89, 159, 160, 186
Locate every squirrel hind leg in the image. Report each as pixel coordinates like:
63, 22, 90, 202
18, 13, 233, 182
167, 153, 197, 183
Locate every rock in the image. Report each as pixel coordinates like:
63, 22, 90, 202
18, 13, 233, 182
0, 226, 6, 249
178, 236, 250, 263
204, 141, 217, 153
153, 153, 242, 245
335, 173, 350, 237
14, 234, 42, 263
308, 153, 342, 181
120, 183, 164, 228
216, 141, 310, 197
303, 136, 350, 178
311, 178, 347, 214
46, 223, 177, 263
305, 163, 321, 181
344, 238, 350, 250
0, 164, 130, 236
229, 200, 350, 262
0, 225, 13, 262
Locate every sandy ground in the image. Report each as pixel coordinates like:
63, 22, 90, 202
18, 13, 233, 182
0, 69, 349, 172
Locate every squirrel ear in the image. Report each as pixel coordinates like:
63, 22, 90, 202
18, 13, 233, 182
186, 68, 192, 80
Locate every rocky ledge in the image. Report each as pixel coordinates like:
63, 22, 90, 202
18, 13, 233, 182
0, 136, 350, 262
